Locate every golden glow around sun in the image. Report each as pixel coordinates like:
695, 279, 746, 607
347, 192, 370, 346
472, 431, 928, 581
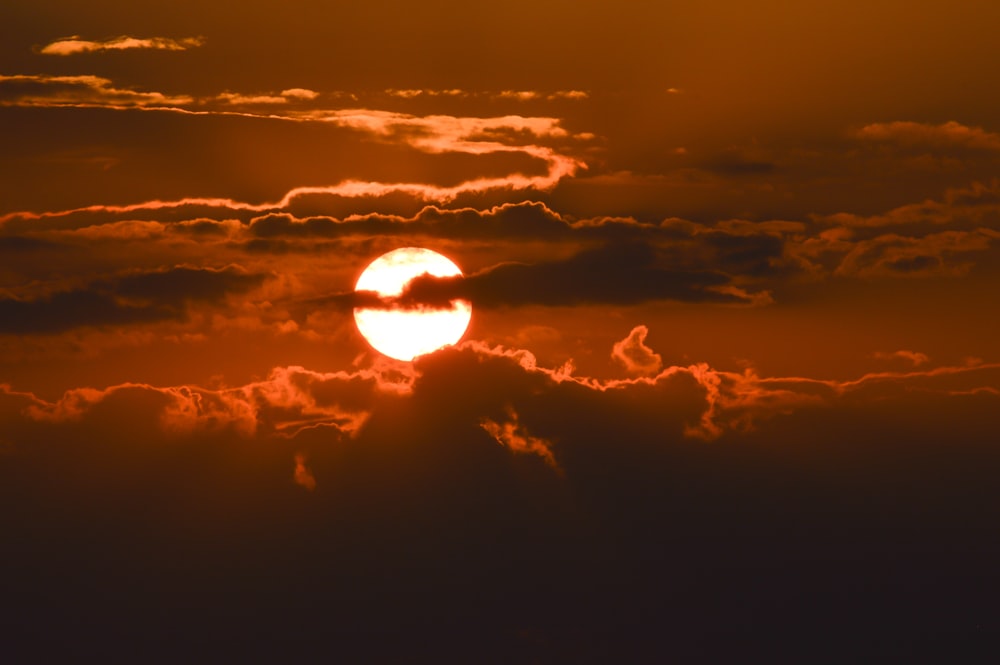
353, 247, 472, 361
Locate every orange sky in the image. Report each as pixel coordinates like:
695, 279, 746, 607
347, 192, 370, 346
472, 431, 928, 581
2, 2, 999, 661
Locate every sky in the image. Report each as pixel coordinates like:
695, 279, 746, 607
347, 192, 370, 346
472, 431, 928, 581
2, 1, 999, 662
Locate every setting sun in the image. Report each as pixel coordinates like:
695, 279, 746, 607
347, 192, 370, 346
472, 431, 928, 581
353, 247, 472, 361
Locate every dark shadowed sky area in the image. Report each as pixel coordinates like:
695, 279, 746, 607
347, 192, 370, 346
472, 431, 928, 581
1, 2, 999, 662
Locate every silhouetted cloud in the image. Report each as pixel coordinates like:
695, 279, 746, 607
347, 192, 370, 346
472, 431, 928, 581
1, 337, 998, 661
0, 266, 266, 334
854, 120, 1000, 152
397, 242, 766, 307
0, 74, 193, 107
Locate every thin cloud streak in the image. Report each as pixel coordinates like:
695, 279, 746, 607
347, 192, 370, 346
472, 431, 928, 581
0, 74, 194, 108
0, 104, 585, 221
854, 120, 1000, 152
873, 350, 931, 367
39, 35, 204, 56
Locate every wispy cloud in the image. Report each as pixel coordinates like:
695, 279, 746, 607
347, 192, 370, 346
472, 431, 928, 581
385, 88, 466, 99
280, 88, 319, 101
853, 120, 1000, 152
0, 266, 267, 334
293, 453, 317, 490
39, 35, 204, 56
481, 407, 558, 470
0, 74, 193, 108
215, 88, 321, 105
496, 90, 589, 101
0, 108, 586, 221
873, 350, 930, 367
383, 89, 588, 101
611, 325, 663, 375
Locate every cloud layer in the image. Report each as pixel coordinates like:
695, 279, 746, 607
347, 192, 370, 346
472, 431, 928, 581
2, 339, 997, 660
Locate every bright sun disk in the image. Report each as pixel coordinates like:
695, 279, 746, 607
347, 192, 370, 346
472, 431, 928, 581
353, 247, 472, 361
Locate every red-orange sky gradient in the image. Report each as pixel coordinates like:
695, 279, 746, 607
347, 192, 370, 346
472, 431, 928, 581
2, 2, 999, 662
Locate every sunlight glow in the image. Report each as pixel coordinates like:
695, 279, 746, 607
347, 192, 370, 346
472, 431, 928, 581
353, 248, 472, 361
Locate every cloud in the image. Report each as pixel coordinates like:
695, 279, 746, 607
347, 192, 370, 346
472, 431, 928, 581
701, 147, 778, 176
816, 179, 1000, 228
382, 89, 587, 101
496, 90, 589, 101
280, 88, 319, 100
39, 35, 204, 56
13, 361, 412, 440
0, 74, 193, 108
0, 266, 267, 335
237, 205, 798, 296
2, 339, 998, 660
395, 242, 766, 308
384, 88, 468, 99
293, 453, 317, 490
548, 90, 589, 100
245, 202, 575, 241
873, 350, 930, 367
611, 325, 663, 375
787, 182, 1000, 277
215, 88, 321, 105
854, 120, 1000, 152
316, 239, 767, 313
4, 338, 997, 453
480, 407, 558, 469
239, 364, 411, 435
0, 108, 586, 223
215, 92, 290, 105
830, 229, 992, 277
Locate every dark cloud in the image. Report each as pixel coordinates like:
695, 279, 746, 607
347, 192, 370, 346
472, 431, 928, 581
246, 202, 580, 241
306, 234, 776, 313
0, 266, 266, 334
853, 120, 1000, 153
239, 205, 803, 301
396, 241, 762, 308
0, 235, 63, 252
702, 157, 777, 176
886, 254, 940, 273
106, 265, 265, 304
0, 74, 193, 107
1, 346, 998, 661
698, 228, 788, 277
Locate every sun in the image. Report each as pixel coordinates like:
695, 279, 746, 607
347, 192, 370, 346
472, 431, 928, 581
353, 247, 472, 361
